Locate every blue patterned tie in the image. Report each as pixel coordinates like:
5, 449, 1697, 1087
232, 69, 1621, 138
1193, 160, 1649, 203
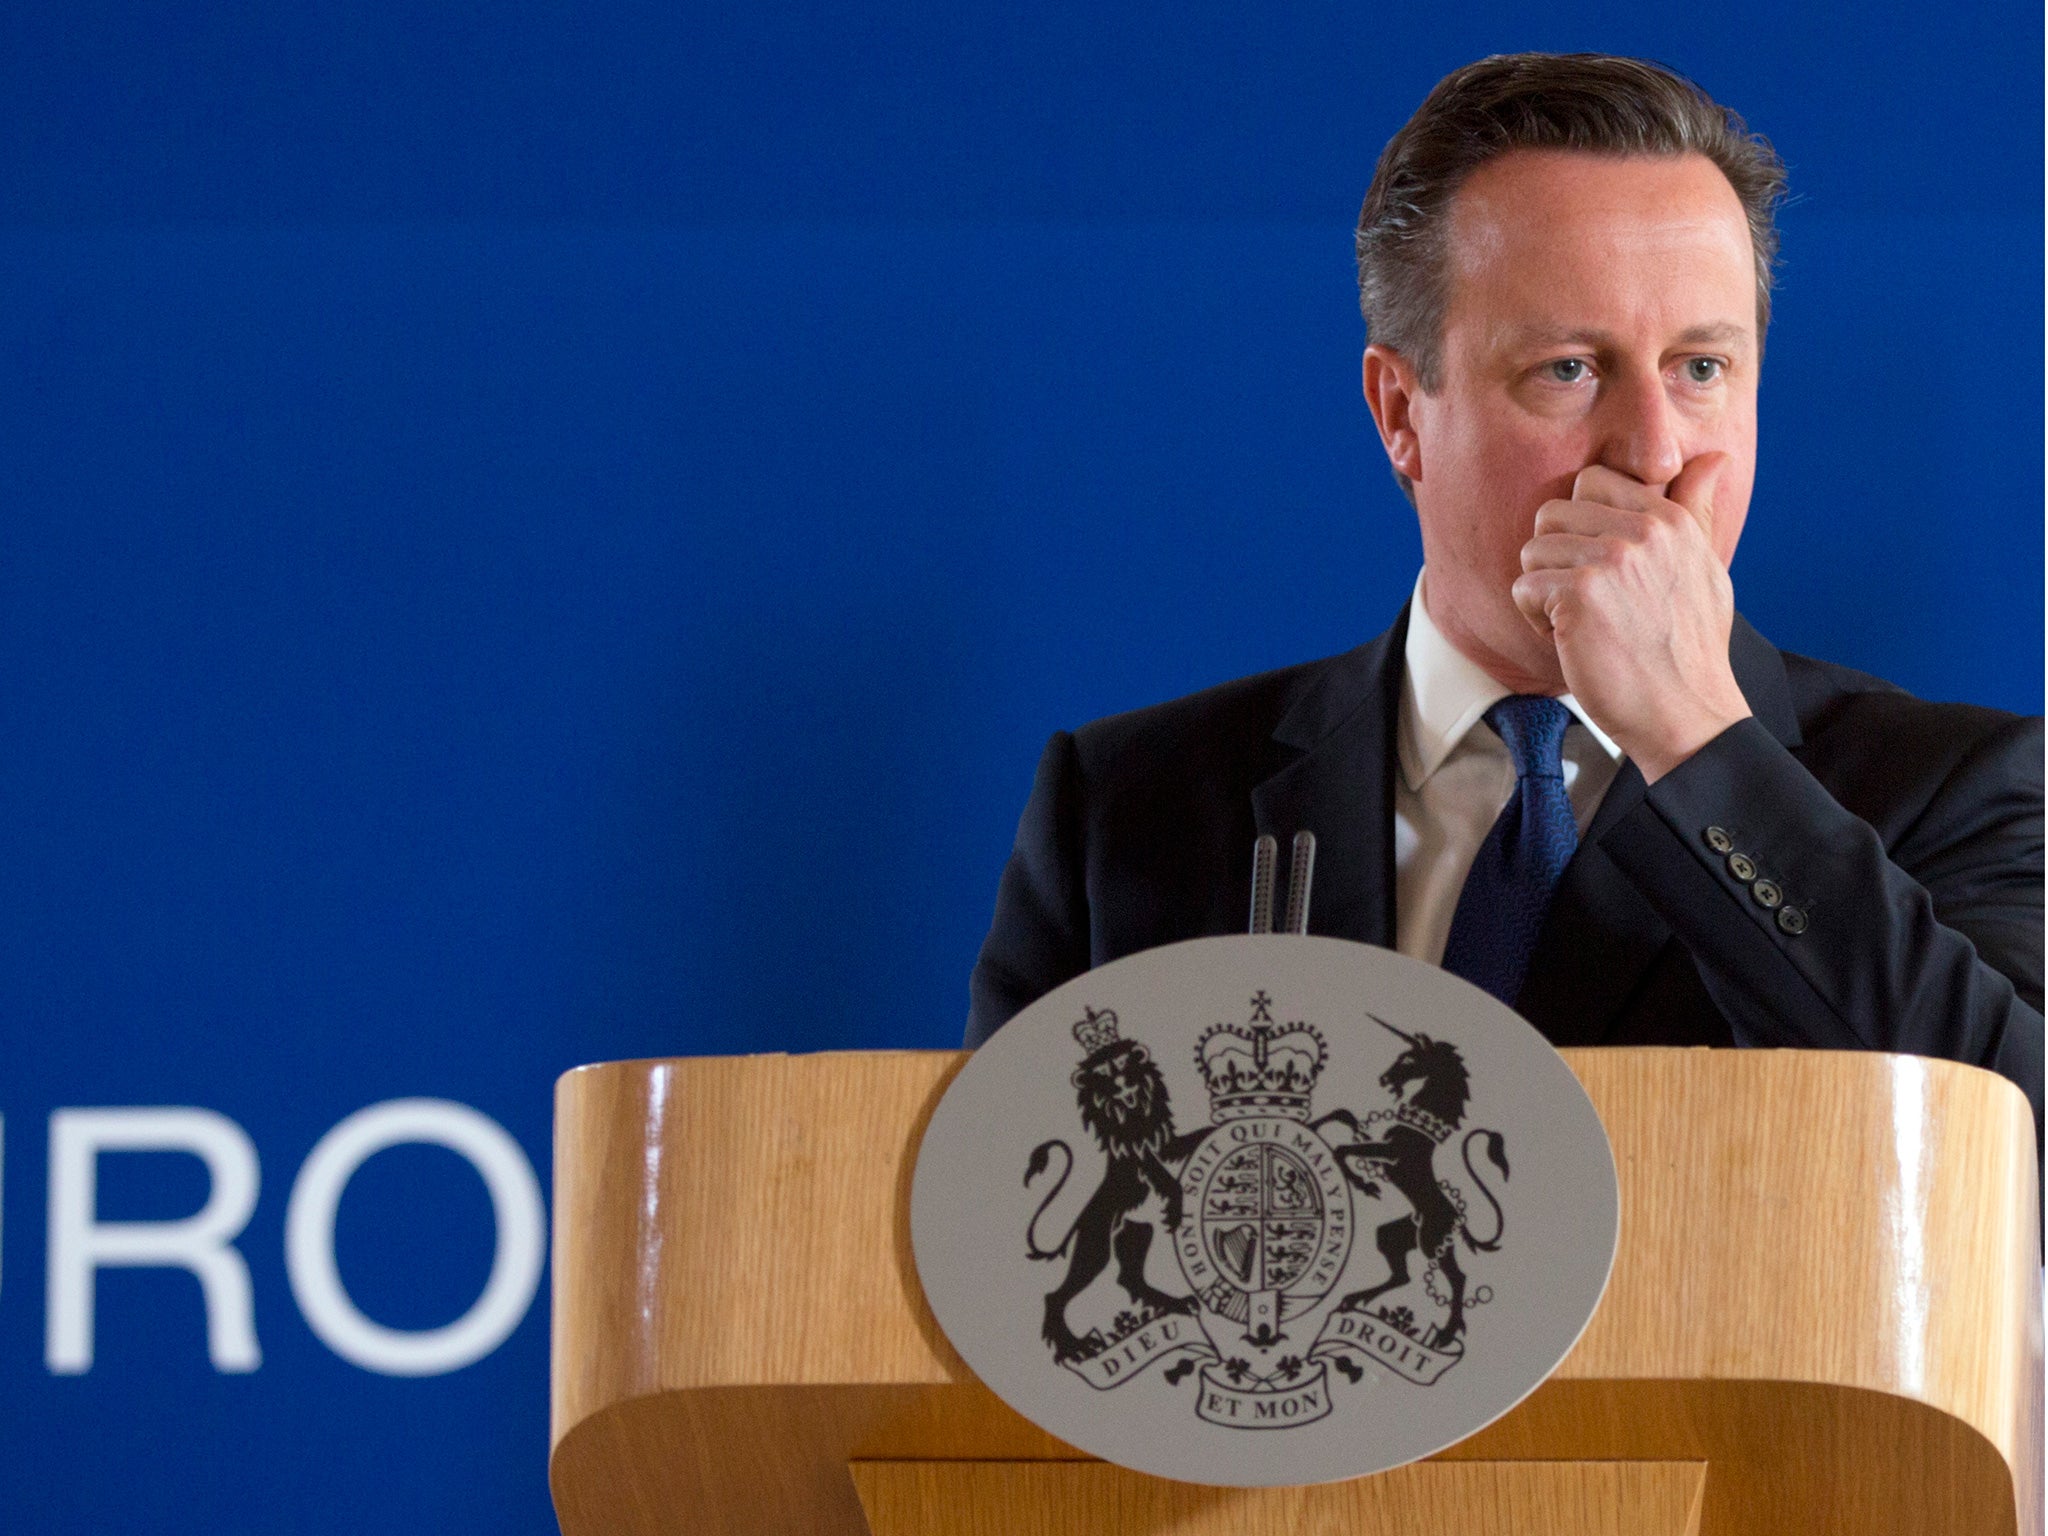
1439, 695, 1578, 1006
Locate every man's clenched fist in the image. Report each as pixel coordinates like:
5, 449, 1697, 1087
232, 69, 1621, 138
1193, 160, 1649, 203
1510, 455, 1753, 783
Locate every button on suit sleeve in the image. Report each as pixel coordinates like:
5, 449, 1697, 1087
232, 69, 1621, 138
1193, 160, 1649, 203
1600, 715, 2044, 1147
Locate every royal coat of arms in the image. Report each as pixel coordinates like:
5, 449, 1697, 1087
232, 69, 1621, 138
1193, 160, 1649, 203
1022, 990, 1510, 1428
909, 932, 1618, 1487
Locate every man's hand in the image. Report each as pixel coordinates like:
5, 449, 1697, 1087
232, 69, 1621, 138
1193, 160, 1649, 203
1510, 456, 1753, 783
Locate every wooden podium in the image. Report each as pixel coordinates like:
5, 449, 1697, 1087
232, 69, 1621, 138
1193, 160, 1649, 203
550, 1049, 2040, 1535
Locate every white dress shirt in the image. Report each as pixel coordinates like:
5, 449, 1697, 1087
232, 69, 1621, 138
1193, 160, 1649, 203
1394, 569, 1625, 967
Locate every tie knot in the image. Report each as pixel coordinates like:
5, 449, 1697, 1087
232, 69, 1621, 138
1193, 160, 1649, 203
1485, 695, 1572, 780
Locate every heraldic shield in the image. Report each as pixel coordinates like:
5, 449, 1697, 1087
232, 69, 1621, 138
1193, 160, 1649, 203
1173, 999, 1355, 1426
912, 935, 1619, 1487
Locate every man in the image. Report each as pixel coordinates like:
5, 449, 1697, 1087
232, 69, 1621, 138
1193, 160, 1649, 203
963, 54, 2043, 1142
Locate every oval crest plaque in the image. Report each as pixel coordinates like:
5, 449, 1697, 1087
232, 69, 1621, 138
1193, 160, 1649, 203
910, 935, 1619, 1485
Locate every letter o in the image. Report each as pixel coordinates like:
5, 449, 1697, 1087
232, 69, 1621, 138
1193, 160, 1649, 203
285, 1099, 544, 1377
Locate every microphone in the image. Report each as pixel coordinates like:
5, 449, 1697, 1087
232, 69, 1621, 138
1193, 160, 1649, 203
1249, 831, 1317, 936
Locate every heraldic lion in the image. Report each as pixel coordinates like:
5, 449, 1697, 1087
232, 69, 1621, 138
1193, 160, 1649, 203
1023, 1018, 1213, 1362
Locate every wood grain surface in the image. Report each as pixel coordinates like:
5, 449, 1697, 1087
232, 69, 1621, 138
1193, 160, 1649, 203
550, 1048, 2040, 1536
849, 1458, 1707, 1536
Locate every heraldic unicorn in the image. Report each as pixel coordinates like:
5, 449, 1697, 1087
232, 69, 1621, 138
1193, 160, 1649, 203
1022, 992, 1511, 1428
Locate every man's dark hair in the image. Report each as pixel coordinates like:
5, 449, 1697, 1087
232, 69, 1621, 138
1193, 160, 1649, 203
1358, 53, 1788, 462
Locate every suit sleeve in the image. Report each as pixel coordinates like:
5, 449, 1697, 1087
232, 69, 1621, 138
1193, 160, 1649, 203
965, 730, 1093, 1047
1599, 714, 2044, 1146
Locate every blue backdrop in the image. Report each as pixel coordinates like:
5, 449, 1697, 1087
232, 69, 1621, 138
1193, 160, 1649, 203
1, 4, 2038, 1531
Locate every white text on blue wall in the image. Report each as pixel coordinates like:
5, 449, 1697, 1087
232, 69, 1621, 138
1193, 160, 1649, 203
0, 1101, 545, 1376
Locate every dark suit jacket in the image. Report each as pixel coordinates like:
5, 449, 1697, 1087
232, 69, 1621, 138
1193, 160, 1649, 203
965, 609, 2044, 1146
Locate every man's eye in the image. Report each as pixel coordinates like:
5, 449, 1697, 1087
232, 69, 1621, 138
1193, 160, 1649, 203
1683, 357, 1724, 384
1544, 358, 1590, 383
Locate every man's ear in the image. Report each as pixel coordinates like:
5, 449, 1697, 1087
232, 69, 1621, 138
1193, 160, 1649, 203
1362, 344, 1423, 486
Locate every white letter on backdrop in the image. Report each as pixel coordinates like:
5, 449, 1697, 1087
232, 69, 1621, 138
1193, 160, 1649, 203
46, 1108, 263, 1374
285, 1099, 544, 1377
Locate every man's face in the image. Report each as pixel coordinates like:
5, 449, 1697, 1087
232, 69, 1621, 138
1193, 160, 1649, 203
1366, 149, 1759, 692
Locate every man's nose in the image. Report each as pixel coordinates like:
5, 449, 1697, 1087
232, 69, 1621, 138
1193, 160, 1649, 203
1594, 370, 1685, 491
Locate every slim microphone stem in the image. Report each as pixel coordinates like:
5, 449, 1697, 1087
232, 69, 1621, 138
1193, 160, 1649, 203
1284, 830, 1316, 935
1249, 835, 1277, 934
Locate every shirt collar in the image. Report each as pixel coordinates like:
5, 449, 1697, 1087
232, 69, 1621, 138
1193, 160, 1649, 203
1398, 568, 1622, 791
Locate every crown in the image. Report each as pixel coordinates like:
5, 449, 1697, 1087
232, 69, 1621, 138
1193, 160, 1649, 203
1072, 1006, 1122, 1057
1195, 998, 1326, 1122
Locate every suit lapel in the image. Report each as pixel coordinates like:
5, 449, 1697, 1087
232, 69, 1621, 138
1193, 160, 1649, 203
1248, 609, 1407, 948
1513, 803, 1671, 1045
1515, 613, 1801, 1043
1726, 613, 1802, 750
